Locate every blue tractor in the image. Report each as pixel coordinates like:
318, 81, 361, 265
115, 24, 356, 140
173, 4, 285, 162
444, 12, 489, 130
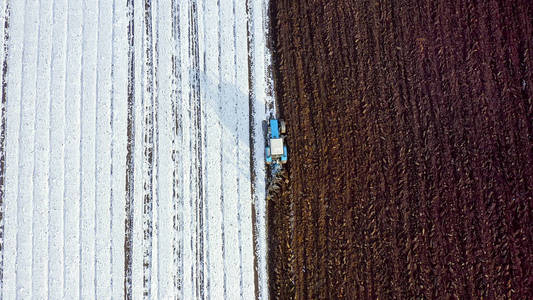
265, 119, 288, 166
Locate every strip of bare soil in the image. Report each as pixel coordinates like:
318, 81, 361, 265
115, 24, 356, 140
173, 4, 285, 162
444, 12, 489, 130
268, 0, 533, 298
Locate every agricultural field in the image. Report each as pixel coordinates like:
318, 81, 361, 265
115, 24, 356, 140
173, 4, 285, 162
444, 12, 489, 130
268, 0, 532, 299
0, 0, 531, 299
0, 0, 273, 299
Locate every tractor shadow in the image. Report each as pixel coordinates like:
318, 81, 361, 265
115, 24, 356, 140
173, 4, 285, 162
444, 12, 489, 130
199, 72, 263, 183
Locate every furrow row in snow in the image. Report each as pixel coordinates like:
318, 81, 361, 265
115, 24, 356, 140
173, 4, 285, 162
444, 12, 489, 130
141, 1, 155, 298
189, 1, 203, 298
124, 0, 135, 298
171, 0, 185, 298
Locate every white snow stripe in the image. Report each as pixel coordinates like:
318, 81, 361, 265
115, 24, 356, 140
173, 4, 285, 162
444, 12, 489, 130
179, 1, 193, 298
80, 0, 98, 297
154, 0, 174, 298
151, 1, 159, 298
131, 0, 145, 298
95, 0, 113, 297
16, 0, 39, 297
220, 0, 242, 298
32, 0, 53, 298
203, 0, 224, 298
63, 0, 82, 297
48, 0, 67, 297
111, 0, 128, 298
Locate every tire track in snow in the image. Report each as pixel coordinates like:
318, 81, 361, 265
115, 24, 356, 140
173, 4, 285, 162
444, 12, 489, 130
0, 0, 10, 290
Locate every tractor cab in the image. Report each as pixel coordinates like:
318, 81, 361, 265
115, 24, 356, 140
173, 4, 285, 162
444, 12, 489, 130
265, 119, 288, 166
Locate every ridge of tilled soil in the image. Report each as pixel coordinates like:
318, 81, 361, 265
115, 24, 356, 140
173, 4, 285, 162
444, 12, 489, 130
268, 0, 533, 298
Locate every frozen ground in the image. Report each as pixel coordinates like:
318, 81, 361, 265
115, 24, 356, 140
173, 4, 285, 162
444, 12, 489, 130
0, 0, 274, 299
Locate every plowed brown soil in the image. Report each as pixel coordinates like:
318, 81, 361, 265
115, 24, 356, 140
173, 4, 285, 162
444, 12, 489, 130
267, 0, 533, 298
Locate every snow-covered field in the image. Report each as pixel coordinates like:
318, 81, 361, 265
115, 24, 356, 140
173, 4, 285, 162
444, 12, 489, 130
0, 0, 274, 298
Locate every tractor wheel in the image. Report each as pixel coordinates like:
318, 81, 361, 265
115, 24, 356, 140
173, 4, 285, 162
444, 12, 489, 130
280, 120, 286, 134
